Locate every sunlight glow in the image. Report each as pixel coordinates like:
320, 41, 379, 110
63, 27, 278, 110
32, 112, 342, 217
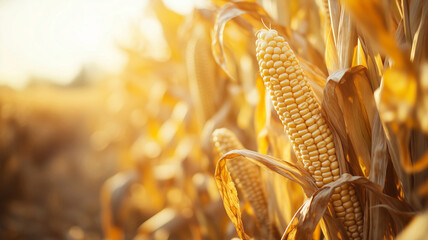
163, 0, 197, 15
0, 0, 149, 88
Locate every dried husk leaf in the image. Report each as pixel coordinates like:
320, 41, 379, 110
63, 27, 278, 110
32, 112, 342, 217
378, 119, 428, 208
325, 28, 340, 75
379, 122, 416, 205
367, 112, 394, 239
341, 0, 410, 68
282, 174, 414, 240
325, 0, 357, 73
218, 149, 316, 197
369, 113, 390, 188
212, 1, 328, 81
212, 2, 283, 80
402, 0, 428, 47
328, 0, 341, 45
336, 7, 357, 69
215, 152, 250, 240
215, 148, 413, 240
409, 129, 428, 206
351, 39, 367, 68
396, 210, 428, 240
214, 149, 315, 239
355, 38, 383, 89
417, 63, 428, 133
410, 2, 428, 63
323, 66, 375, 176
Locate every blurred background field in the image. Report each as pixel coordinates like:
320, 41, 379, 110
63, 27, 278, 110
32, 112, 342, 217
1, 0, 428, 239
0, 0, 202, 239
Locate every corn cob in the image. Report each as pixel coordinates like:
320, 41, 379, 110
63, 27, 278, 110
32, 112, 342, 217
212, 128, 275, 239
255, 29, 363, 239
186, 28, 218, 123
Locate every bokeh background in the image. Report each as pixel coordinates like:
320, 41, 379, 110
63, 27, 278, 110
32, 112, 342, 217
0, 0, 207, 239
1, 0, 428, 239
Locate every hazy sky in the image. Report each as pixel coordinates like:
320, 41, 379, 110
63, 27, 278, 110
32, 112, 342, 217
0, 0, 195, 88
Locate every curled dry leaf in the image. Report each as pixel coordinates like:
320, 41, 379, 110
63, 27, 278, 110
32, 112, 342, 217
215, 149, 413, 240
212, 1, 328, 81
282, 174, 414, 240
214, 149, 315, 239
212, 2, 280, 80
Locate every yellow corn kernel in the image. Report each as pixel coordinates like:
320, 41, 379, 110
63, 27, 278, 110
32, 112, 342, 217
212, 128, 276, 239
256, 29, 363, 239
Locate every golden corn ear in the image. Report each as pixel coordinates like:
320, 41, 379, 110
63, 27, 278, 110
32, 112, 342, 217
186, 29, 218, 123
212, 128, 275, 239
255, 29, 363, 239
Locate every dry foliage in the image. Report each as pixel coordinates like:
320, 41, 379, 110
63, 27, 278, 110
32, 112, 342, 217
1, 0, 428, 239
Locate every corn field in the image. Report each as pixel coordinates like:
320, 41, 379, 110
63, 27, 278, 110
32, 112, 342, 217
1, 0, 428, 239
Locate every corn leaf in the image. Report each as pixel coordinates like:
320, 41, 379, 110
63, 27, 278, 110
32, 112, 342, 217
215, 149, 315, 238
212, 1, 328, 81
396, 210, 428, 240
283, 173, 413, 240
341, 0, 410, 68
323, 66, 375, 176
